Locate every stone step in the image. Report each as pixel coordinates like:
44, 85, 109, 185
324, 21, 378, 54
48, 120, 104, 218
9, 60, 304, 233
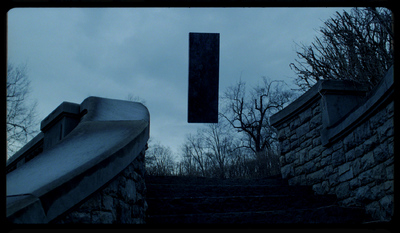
146, 183, 314, 198
146, 194, 338, 215
146, 205, 367, 224
145, 175, 287, 186
145, 176, 369, 224
145, 175, 314, 199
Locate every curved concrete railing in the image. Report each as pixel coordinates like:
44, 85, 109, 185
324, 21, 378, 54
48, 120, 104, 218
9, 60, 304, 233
6, 97, 150, 223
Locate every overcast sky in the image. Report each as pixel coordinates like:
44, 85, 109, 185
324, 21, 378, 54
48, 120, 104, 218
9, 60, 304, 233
8, 7, 350, 159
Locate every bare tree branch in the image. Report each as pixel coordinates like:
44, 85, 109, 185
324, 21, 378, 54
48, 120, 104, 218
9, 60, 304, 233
7, 62, 39, 158
221, 77, 293, 154
290, 8, 393, 92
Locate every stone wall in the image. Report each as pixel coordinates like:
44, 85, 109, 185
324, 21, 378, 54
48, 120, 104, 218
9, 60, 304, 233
270, 67, 394, 221
56, 149, 147, 224
7, 97, 150, 224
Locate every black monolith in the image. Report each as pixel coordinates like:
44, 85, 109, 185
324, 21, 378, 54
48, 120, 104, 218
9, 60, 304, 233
188, 32, 220, 123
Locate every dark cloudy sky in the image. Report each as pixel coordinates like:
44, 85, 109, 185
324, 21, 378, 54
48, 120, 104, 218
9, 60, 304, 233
7, 7, 350, 158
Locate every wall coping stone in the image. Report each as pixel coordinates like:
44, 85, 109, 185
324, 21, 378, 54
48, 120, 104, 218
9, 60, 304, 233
7, 102, 82, 171
321, 66, 393, 146
40, 102, 81, 132
271, 79, 368, 128
6, 132, 44, 171
6, 96, 150, 223
271, 66, 393, 147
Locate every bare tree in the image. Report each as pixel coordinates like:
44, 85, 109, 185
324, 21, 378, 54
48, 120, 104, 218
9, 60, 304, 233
145, 142, 175, 176
202, 121, 235, 178
221, 77, 293, 154
179, 143, 196, 176
7, 63, 38, 158
178, 77, 292, 178
125, 93, 146, 105
183, 133, 210, 177
179, 119, 282, 178
290, 7, 393, 92
226, 147, 251, 178
180, 118, 238, 178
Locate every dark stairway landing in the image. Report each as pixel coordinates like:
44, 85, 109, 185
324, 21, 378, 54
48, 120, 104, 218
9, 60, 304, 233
145, 175, 370, 224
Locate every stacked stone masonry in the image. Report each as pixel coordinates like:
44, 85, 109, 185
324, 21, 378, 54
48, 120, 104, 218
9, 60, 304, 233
6, 97, 150, 224
56, 150, 147, 224
271, 67, 394, 222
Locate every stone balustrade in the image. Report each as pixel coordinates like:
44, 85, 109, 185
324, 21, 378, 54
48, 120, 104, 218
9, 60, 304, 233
270, 67, 394, 221
6, 97, 150, 224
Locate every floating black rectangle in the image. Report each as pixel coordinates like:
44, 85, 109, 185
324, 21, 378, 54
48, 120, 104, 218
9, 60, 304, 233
188, 32, 220, 123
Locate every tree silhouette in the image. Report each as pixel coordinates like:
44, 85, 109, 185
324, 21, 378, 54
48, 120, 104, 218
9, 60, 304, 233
7, 63, 38, 158
290, 8, 393, 91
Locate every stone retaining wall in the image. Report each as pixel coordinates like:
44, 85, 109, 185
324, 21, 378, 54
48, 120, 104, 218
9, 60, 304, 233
6, 97, 150, 224
270, 67, 394, 221
56, 149, 147, 224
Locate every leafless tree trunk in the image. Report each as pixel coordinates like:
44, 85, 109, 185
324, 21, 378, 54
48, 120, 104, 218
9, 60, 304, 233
179, 143, 195, 176
217, 77, 292, 178
7, 63, 38, 158
179, 77, 292, 178
180, 120, 236, 178
290, 7, 393, 92
202, 121, 235, 178
221, 77, 293, 154
181, 133, 209, 177
145, 142, 175, 176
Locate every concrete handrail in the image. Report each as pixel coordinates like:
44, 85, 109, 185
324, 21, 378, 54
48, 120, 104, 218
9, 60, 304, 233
6, 97, 150, 223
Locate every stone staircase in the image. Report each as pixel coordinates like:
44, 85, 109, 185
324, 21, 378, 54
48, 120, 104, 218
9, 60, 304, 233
145, 175, 371, 224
